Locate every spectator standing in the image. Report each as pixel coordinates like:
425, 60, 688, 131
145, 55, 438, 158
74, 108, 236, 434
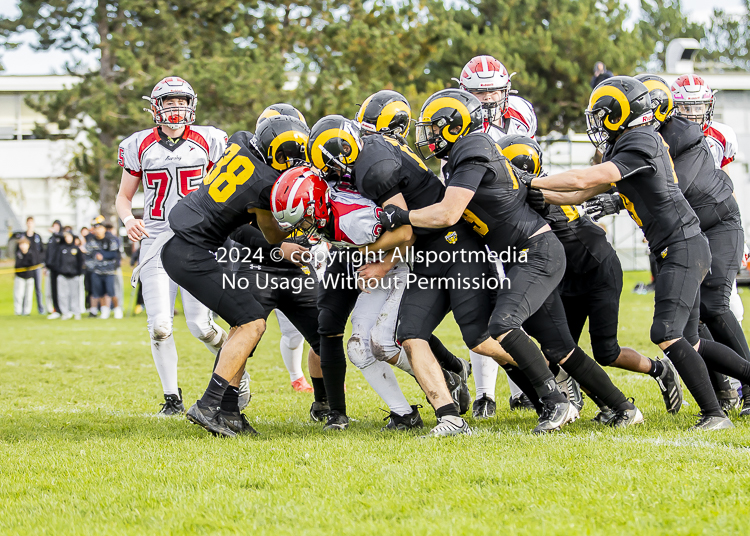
46, 219, 63, 319
14, 237, 38, 315
85, 216, 120, 319
79, 226, 92, 311
105, 222, 125, 319
56, 230, 85, 320
590, 61, 614, 89
23, 216, 45, 314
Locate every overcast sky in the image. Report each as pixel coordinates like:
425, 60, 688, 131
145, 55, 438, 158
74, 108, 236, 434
0, 0, 746, 75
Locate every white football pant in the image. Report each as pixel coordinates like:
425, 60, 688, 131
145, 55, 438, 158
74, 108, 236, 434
275, 310, 305, 381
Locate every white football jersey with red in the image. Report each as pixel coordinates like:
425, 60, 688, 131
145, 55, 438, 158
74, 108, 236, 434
325, 187, 383, 248
704, 121, 737, 169
485, 95, 538, 142
118, 125, 228, 236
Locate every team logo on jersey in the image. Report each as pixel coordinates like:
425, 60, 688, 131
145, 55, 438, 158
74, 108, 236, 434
445, 231, 458, 244
660, 247, 668, 259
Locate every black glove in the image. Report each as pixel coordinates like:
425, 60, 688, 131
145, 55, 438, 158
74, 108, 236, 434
584, 193, 624, 222
525, 187, 549, 215
379, 205, 411, 231
513, 167, 536, 188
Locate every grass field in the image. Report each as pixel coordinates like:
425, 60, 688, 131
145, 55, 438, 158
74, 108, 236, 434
1, 266, 750, 535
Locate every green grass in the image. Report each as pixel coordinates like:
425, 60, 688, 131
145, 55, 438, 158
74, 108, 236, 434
1, 267, 750, 535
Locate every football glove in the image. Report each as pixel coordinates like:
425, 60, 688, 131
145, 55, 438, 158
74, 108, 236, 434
525, 187, 549, 216
379, 205, 411, 231
584, 193, 624, 222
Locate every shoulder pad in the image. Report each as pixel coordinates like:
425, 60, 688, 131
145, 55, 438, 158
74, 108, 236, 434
505, 96, 537, 136
612, 126, 660, 159
659, 116, 703, 159
353, 135, 401, 201
450, 132, 497, 166
228, 130, 255, 149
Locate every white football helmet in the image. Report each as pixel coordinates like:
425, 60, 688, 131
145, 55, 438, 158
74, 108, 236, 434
142, 76, 197, 127
458, 55, 513, 122
670, 74, 715, 130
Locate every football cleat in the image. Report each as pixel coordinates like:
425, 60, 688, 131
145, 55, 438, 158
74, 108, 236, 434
689, 413, 734, 431
291, 376, 314, 393
186, 402, 236, 438
555, 368, 584, 412
421, 415, 472, 438
532, 399, 578, 434
608, 404, 644, 428
310, 401, 330, 422
158, 389, 185, 416
472, 394, 497, 419
740, 388, 750, 417
238, 371, 251, 411
457, 358, 472, 384
509, 393, 536, 411
220, 410, 259, 436
443, 369, 471, 415
323, 410, 349, 431
716, 389, 741, 415
592, 406, 616, 425
382, 405, 424, 431
653, 357, 683, 414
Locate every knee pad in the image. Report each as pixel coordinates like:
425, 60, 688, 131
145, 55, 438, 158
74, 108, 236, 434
318, 308, 346, 338
186, 317, 224, 345
281, 333, 304, 350
148, 316, 173, 341
347, 335, 376, 370
590, 339, 621, 367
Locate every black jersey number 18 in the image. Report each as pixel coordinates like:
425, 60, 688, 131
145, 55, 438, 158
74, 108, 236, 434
203, 143, 257, 203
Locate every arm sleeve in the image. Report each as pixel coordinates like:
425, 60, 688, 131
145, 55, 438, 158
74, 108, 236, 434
446, 163, 489, 193
118, 134, 142, 178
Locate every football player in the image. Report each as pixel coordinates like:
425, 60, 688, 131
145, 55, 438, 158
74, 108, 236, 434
501, 135, 683, 420
526, 76, 742, 430
156, 115, 316, 437
116, 76, 228, 415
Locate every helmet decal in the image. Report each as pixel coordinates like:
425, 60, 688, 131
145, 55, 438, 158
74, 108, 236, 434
589, 85, 631, 131
422, 97, 471, 143
376, 100, 411, 133
501, 144, 541, 175
311, 128, 360, 170
267, 130, 310, 171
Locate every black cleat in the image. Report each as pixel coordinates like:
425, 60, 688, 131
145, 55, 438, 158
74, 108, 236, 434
555, 368, 583, 412
592, 406, 616, 425
716, 389, 741, 415
608, 402, 644, 428
509, 393, 536, 411
443, 369, 471, 415
323, 410, 349, 431
310, 401, 330, 422
158, 388, 185, 416
457, 358, 472, 384
382, 405, 423, 431
220, 410, 259, 436
653, 357, 683, 414
532, 399, 578, 434
690, 413, 734, 431
740, 387, 750, 417
472, 394, 497, 419
186, 402, 236, 437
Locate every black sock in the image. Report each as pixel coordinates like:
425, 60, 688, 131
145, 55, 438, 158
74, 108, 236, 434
311, 376, 327, 404
435, 403, 459, 419
220, 386, 240, 413
562, 347, 632, 411
647, 358, 664, 378
705, 311, 750, 361
200, 372, 229, 408
500, 329, 566, 403
429, 335, 463, 374
698, 339, 750, 384
587, 392, 608, 409
320, 335, 347, 414
664, 338, 723, 417
502, 365, 543, 412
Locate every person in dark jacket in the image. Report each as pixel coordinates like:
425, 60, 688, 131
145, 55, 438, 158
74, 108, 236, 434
56, 231, 85, 320
46, 219, 63, 318
85, 217, 120, 319
590, 62, 614, 89
14, 236, 38, 315
23, 216, 45, 314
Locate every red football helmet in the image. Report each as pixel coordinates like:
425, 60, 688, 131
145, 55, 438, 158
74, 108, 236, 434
458, 55, 512, 123
142, 76, 197, 127
670, 74, 715, 130
271, 166, 330, 243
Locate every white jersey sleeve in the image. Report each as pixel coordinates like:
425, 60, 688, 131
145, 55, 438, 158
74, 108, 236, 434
118, 131, 145, 177
484, 95, 538, 142
704, 121, 737, 168
326, 188, 383, 248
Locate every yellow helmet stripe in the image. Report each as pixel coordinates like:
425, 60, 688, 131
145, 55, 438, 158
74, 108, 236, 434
500, 144, 541, 175
356, 95, 375, 123
376, 101, 410, 132
421, 97, 470, 143
642, 79, 673, 122
268, 130, 309, 171
311, 128, 360, 171
259, 109, 281, 122
589, 85, 630, 131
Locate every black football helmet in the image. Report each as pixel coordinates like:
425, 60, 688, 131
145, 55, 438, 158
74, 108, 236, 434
586, 76, 653, 149
256, 103, 307, 132
356, 90, 412, 138
255, 115, 310, 171
497, 135, 543, 176
415, 89, 483, 159
307, 115, 362, 176
634, 74, 674, 126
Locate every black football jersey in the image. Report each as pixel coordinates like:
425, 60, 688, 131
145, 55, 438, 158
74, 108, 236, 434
604, 125, 701, 254
659, 116, 736, 231
353, 135, 444, 235
442, 132, 545, 251
169, 131, 280, 250
544, 205, 614, 274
